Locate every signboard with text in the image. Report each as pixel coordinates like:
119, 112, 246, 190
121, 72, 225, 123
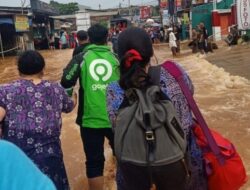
237, 0, 250, 30
140, 6, 151, 19
162, 10, 170, 26
54, 20, 63, 30
176, 0, 182, 11
76, 12, 91, 31
183, 13, 189, 24
15, 15, 29, 32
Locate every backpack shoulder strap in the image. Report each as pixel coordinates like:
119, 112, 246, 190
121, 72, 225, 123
161, 61, 183, 79
148, 65, 161, 85
162, 60, 225, 165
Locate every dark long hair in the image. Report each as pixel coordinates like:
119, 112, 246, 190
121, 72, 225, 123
87, 24, 108, 45
117, 27, 153, 90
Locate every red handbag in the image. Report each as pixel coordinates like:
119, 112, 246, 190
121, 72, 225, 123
193, 122, 247, 190
162, 61, 248, 190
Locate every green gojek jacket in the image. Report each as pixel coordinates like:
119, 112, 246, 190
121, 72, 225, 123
60, 44, 119, 128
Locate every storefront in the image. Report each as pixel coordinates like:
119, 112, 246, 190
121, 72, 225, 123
0, 16, 16, 56
90, 11, 118, 27
30, 0, 59, 49
0, 6, 31, 56
15, 14, 32, 51
192, 0, 234, 38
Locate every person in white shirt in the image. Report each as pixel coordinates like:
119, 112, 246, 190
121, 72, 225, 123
168, 27, 177, 57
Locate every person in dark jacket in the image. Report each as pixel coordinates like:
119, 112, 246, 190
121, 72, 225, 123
111, 28, 120, 54
200, 22, 208, 53
72, 30, 90, 57
174, 26, 181, 53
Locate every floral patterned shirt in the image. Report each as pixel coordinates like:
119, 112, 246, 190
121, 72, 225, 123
0, 79, 73, 160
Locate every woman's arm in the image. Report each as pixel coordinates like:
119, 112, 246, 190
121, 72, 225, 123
61, 88, 77, 113
0, 86, 7, 138
0, 107, 5, 122
0, 107, 6, 138
71, 91, 77, 108
106, 83, 125, 129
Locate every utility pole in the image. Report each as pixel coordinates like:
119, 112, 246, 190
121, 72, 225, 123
168, 0, 175, 26
190, 0, 193, 39
118, 3, 121, 15
0, 32, 4, 60
20, 0, 27, 15
212, 0, 221, 41
158, 0, 163, 26
128, 0, 132, 21
213, 0, 217, 10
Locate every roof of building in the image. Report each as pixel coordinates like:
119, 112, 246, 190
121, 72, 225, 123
50, 15, 75, 19
51, 10, 118, 20
78, 4, 91, 10
0, 6, 29, 14
90, 10, 118, 17
218, 9, 231, 13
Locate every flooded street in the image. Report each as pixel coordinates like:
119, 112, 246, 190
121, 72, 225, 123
0, 45, 250, 190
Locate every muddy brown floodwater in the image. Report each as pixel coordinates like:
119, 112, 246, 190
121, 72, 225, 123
0, 46, 249, 190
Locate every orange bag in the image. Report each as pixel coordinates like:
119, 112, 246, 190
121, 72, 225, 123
193, 124, 247, 190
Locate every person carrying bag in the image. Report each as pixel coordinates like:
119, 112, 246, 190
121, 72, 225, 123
162, 60, 248, 190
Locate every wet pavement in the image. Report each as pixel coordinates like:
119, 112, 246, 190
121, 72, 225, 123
0, 45, 250, 190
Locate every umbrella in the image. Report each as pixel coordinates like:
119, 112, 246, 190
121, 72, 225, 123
146, 18, 154, 24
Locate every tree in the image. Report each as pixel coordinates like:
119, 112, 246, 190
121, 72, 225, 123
50, 1, 79, 15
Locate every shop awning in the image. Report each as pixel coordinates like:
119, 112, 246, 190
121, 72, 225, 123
0, 18, 13, 25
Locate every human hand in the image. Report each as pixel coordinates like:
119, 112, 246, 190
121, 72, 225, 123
0, 126, 2, 139
71, 91, 77, 108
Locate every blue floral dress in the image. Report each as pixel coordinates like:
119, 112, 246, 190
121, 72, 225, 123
106, 65, 207, 190
0, 79, 74, 190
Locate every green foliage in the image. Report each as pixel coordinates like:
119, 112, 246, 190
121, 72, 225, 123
99, 21, 108, 28
242, 34, 249, 42
50, 0, 79, 15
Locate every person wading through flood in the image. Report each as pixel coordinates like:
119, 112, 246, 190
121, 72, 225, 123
0, 50, 77, 190
168, 27, 178, 57
106, 27, 207, 190
72, 30, 90, 57
60, 24, 119, 190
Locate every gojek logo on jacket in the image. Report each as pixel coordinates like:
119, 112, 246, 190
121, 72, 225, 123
89, 59, 113, 91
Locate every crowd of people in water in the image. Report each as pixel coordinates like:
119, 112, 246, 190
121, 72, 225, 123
109, 21, 214, 58
45, 21, 213, 60
0, 23, 212, 190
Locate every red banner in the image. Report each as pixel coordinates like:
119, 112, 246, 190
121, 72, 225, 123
140, 6, 151, 19
176, 0, 181, 7
160, 0, 168, 8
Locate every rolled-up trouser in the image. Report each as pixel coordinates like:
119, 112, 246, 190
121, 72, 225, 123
80, 127, 114, 178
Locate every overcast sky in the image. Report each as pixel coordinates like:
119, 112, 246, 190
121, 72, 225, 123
0, 0, 157, 9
